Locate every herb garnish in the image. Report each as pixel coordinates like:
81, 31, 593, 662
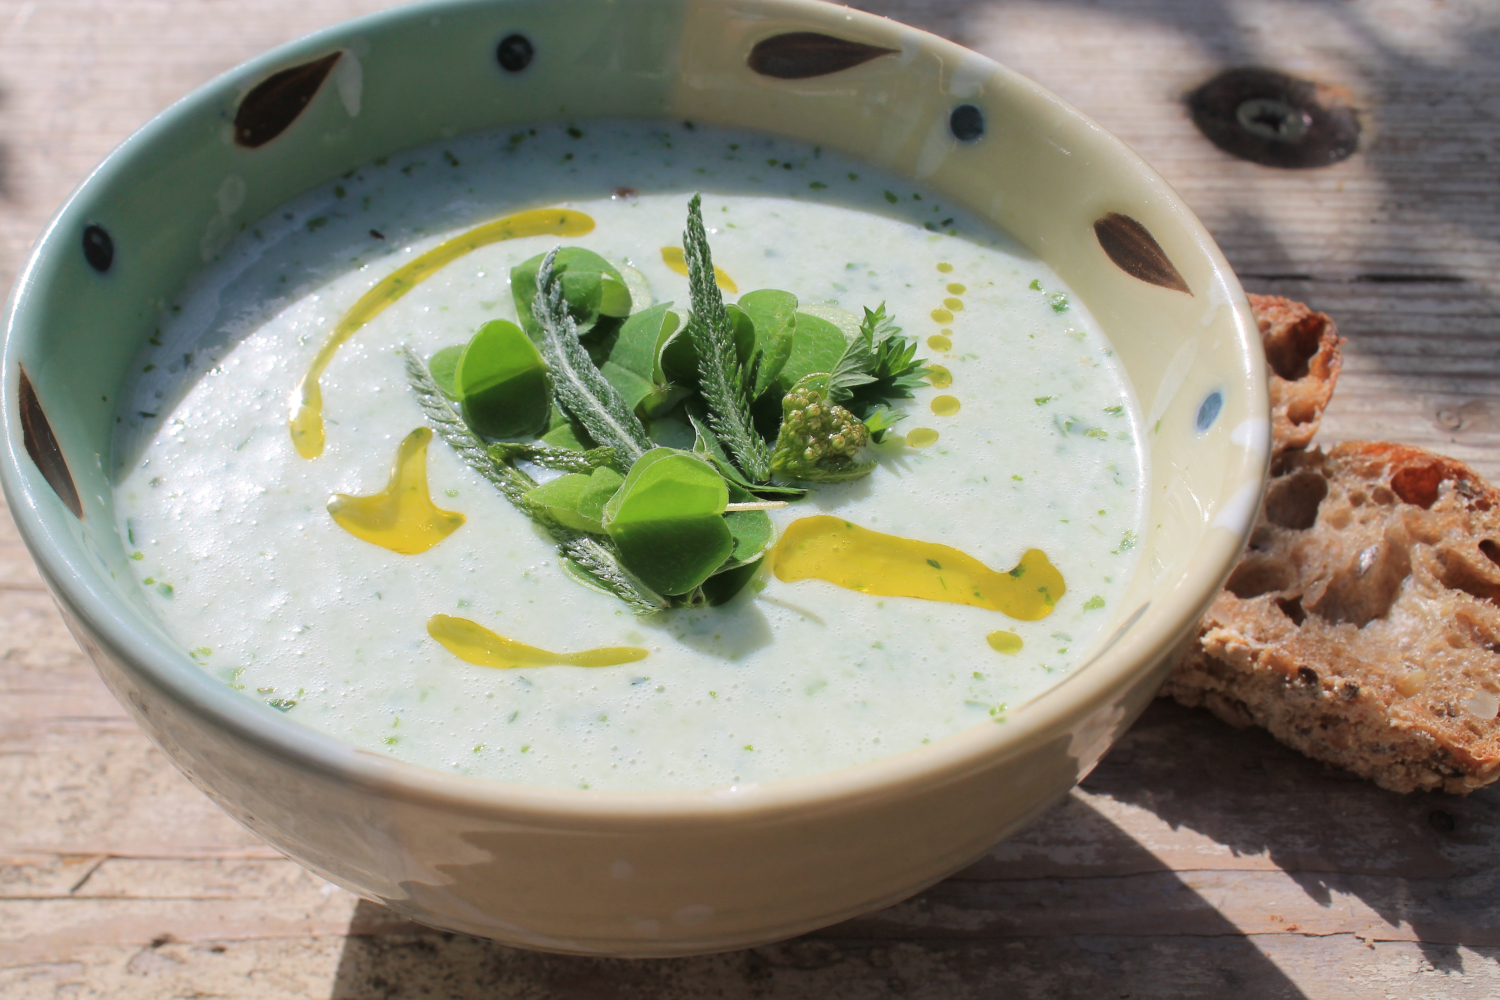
403, 347, 667, 614
531, 249, 652, 465
683, 195, 771, 482
408, 196, 929, 613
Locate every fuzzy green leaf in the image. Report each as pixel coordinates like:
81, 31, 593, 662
683, 194, 770, 482
512, 247, 632, 339
688, 410, 807, 497
532, 249, 652, 465
487, 441, 619, 474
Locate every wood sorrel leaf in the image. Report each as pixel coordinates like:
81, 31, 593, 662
738, 289, 799, 398
798, 303, 861, 340
576, 466, 625, 526
428, 344, 464, 400
595, 303, 690, 419
724, 304, 758, 368
720, 509, 775, 569
599, 361, 656, 415
701, 557, 763, 606
662, 303, 755, 398
512, 247, 630, 337
774, 311, 847, 397
612, 303, 676, 381
602, 448, 733, 595
524, 472, 597, 532
525, 465, 624, 533
658, 320, 701, 388
455, 320, 551, 439
615, 260, 653, 315
540, 404, 594, 451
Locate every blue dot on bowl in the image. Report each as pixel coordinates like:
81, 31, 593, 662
1196, 390, 1224, 433
949, 104, 985, 142
496, 34, 534, 73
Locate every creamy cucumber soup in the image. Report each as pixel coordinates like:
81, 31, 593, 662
113, 120, 1146, 791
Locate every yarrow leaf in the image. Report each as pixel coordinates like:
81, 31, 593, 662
683, 194, 771, 482
487, 441, 621, 474
532, 249, 652, 466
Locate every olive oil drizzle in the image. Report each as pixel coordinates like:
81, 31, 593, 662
771, 515, 1064, 620
987, 630, 1024, 653
326, 427, 465, 554
660, 246, 737, 292
290, 208, 596, 458
428, 614, 648, 668
909, 263, 964, 444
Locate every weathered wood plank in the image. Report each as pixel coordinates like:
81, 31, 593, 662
1, 934, 1494, 1000
1, 0, 1499, 995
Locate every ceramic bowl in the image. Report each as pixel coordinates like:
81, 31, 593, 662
0, 0, 1267, 957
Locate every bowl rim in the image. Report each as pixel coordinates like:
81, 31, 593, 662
1, 0, 1267, 823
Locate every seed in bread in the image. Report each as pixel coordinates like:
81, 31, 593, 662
1248, 292, 1343, 456
1163, 442, 1500, 794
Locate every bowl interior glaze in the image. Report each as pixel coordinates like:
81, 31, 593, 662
0, 0, 1267, 956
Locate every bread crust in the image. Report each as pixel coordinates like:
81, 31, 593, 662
1164, 441, 1500, 793
1248, 293, 1344, 455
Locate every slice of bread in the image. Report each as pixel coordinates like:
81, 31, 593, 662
1164, 442, 1500, 793
1248, 292, 1343, 456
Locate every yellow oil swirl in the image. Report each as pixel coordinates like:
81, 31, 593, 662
290, 208, 595, 458
931, 395, 961, 416
906, 427, 939, 447
428, 614, 648, 668
930, 308, 953, 324
987, 630, 1023, 653
771, 516, 1064, 620
327, 427, 465, 554
927, 334, 952, 351
660, 247, 737, 292
926, 365, 953, 389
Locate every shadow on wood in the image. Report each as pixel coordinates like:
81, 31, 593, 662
327, 754, 1310, 999
1087, 700, 1500, 973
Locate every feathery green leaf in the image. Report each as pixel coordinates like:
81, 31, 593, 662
487, 441, 621, 474
531, 249, 652, 466
683, 194, 771, 482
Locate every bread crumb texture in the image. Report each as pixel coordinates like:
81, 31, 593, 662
1249, 292, 1344, 457
1165, 442, 1500, 794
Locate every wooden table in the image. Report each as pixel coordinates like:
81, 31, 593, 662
4, 1, 1499, 995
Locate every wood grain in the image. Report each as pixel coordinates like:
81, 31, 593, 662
3, 0, 1500, 996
